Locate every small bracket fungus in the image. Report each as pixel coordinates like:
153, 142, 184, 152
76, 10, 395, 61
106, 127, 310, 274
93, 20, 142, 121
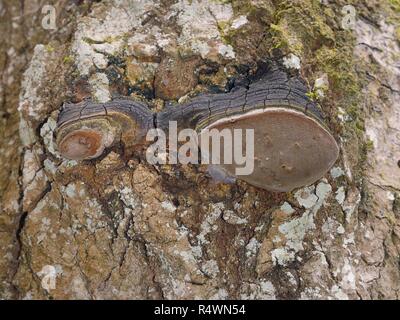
56, 99, 154, 160
56, 69, 339, 192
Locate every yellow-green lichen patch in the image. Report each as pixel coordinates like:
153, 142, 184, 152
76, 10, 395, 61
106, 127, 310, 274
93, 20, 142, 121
267, 1, 336, 55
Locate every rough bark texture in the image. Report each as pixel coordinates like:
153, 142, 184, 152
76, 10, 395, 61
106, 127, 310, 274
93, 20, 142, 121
0, 0, 399, 299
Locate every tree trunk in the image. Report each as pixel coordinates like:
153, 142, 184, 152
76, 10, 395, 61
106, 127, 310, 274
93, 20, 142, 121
0, 0, 399, 299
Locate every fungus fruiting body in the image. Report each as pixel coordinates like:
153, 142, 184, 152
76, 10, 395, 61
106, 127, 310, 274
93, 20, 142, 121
56, 99, 154, 161
56, 70, 339, 192
199, 107, 338, 192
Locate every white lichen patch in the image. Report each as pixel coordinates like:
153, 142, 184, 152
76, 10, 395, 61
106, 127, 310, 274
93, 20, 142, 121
314, 73, 329, 98
36, 217, 53, 244
185, 202, 224, 260
4, 46, 16, 88
341, 148, 353, 181
40, 116, 61, 158
161, 201, 177, 213
386, 191, 395, 201
294, 186, 318, 209
343, 232, 355, 247
73, 0, 237, 72
61, 159, 78, 168
72, 2, 150, 76
283, 53, 301, 70
337, 225, 345, 234
337, 106, 351, 122
222, 210, 247, 224
246, 237, 260, 258
174, 248, 198, 266
286, 271, 298, 287
271, 247, 296, 266
69, 0, 240, 109
89, 73, 111, 103
18, 44, 51, 120
170, 279, 192, 299
272, 181, 332, 266
231, 15, 248, 29
172, 0, 235, 59
197, 202, 223, 245
335, 187, 346, 205
280, 201, 295, 214
330, 166, 345, 179
201, 260, 220, 278
217, 44, 236, 59
279, 211, 315, 253
63, 183, 77, 198
315, 180, 333, 200
92, 51, 108, 70
341, 189, 361, 223
119, 187, 139, 209
321, 217, 345, 240
43, 159, 58, 175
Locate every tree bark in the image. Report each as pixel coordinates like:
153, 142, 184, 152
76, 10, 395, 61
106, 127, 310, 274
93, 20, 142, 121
0, 0, 399, 299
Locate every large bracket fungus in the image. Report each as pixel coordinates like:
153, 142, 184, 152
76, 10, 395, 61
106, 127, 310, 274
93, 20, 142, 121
56, 70, 339, 192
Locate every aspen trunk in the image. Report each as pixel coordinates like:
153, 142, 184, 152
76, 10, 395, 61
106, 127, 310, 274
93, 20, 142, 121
0, 0, 399, 299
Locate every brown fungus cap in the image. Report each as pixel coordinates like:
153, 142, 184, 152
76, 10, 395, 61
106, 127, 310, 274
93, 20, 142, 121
58, 129, 105, 161
200, 107, 339, 192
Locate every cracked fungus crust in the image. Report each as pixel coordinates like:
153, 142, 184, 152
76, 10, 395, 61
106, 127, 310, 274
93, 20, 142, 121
200, 108, 339, 192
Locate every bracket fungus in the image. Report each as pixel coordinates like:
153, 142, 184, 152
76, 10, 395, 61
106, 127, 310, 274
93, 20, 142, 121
56, 70, 339, 192
198, 107, 338, 192
56, 99, 154, 160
